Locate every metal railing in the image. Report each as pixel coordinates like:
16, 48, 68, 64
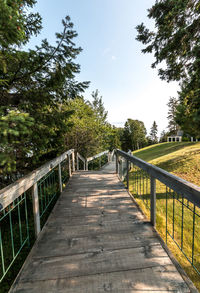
0, 148, 110, 285
115, 149, 200, 276
0, 149, 75, 284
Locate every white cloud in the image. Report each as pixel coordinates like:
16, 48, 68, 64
111, 55, 117, 61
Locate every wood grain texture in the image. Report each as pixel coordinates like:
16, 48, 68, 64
9, 162, 195, 292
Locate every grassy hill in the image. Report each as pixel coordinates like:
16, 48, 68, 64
129, 142, 200, 290
132, 141, 200, 186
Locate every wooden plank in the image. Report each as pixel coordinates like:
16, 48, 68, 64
17, 246, 173, 282
31, 232, 158, 259
11, 265, 190, 293
43, 221, 158, 239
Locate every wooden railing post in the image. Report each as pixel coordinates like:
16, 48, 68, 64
115, 152, 119, 174
77, 154, 79, 171
32, 183, 41, 237
72, 151, 75, 172
68, 154, 72, 177
58, 163, 63, 193
150, 176, 156, 227
126, 159, 129, 191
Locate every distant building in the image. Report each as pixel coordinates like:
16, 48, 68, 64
167, 130, 183, 142
191, 137, 200, 142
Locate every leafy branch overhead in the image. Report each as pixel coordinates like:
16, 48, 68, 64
136, 0, 200, 137
0, 1, 89, 185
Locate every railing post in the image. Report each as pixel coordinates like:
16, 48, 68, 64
99, 157, 101, 169
68, 154, 72, 177
86, 160, 88, 171
32, 183, 41, 237
77, 154, 79, 171
72, 151, 75, 172
126, 159, 129, 191
150, 176, 156, 227
115, 152, 119, 174
58, 163, 63, 193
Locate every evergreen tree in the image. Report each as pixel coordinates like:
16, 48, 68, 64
167, 97, 179, 134
0, 2, 89, 185
136, 0, 200, 136
150, 121, 158, 144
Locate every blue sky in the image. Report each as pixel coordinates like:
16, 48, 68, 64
28, 0, 179, 135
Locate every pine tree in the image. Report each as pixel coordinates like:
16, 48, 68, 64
167, 97, 179, 134
0, 3, 89, 185
150, 121, 158, 144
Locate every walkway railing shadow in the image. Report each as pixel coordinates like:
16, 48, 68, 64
0, 149, 112, 291
1, 147, 200, 290
115, 149, 200, 285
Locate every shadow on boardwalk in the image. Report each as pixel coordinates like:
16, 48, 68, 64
9, 162, 194, 292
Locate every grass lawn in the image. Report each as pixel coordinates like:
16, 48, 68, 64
128, 142, 200, 291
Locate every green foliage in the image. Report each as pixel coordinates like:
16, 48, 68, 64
0, 2, 89, 187
0, 109, 34, 185
122, 119, 147, 151
149, 120, 158, 144
167, 97, 179, 134
136, 0, 200, 136
64, 95, 115, 157
159, 130, 169, 143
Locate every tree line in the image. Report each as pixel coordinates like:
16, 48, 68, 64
0, 1, 118, 188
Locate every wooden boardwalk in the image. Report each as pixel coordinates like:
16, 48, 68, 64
10, 162, 194, 292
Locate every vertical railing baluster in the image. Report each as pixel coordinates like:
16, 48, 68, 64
9, 207, 15, 258
181, 195, 184, 251
32, 182, 41, 237
150, 176, 156, 227
77, 154, 79, 171
68, 154, 72, 177
126, 159, 129, 191
0, 227, 5, 276
58, 163, 63, 193
192, 204, 196, 265
24, 193, 30, 246
115, 151, 118, 174
72, 151, 75, 172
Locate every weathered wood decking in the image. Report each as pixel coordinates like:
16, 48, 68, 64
10, 162, 194, 292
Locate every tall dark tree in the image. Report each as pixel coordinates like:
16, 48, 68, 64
136, 0, 200, 136
150, 121, 158, 144
167, 97, 179, 134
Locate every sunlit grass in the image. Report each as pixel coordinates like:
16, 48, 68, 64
129, 142, 200, 291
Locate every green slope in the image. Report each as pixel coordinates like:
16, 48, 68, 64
132, 142, 200, 186
129, 142, 200, 290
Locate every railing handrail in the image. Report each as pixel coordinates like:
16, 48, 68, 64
87, 150, 109, 162
116, 149, 200, 208
0, 149, 74, 210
